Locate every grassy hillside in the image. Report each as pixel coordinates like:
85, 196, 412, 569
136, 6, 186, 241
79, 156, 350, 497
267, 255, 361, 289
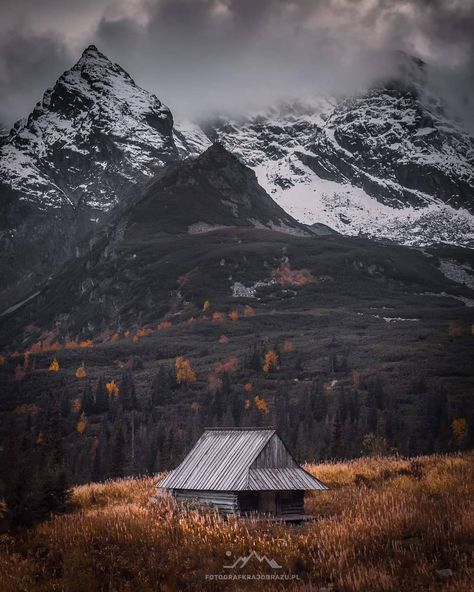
1, 452, 473, 591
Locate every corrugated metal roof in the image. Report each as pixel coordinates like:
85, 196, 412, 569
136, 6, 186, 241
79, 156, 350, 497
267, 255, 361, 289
157, 428, 275, 490
157, 428, 328, 491
247, 468, 328, 491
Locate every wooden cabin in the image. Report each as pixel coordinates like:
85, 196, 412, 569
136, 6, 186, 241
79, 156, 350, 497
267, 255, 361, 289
156, 427, 328, 520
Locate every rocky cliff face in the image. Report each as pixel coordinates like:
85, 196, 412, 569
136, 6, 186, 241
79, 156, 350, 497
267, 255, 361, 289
0, 45, 180, 220
202, 77, 474, 246
1, 47, 473, 311
127, 142, 309, 236
0, 46, 206, 308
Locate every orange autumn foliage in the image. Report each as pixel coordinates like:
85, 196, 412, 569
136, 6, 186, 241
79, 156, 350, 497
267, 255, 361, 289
46, 341, 62, 352
136, 327, 153, 338
71, 398, 82, 414
263, 350, 279, 374
75, 363, 87, 379
157, 321, 172, 331
14, 404, 40, 416
243, 382, 253, 393
207, 373, 223, 394
452, 418, 468, 446
175, 357, 197, 384
79, 340, 94, 349
110, 333, 120, 343
254, 395, 268, 414
243, 305, 255, 317
76, 413, 88, 434
282, 340, 294, 353
214, 356, 239, 375
106, 380, 120, 397
14, 364, 26, 382
272, 262, 314, 286
49, 357, 60, 372
65, 340, 79, 349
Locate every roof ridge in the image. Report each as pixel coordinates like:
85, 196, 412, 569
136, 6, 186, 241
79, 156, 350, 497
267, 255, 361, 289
204, 426, 275, 431
241, 430, 275, 490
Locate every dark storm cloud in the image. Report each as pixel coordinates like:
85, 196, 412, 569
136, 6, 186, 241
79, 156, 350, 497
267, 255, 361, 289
0, 31, 73, 129
0, 0, 473, 129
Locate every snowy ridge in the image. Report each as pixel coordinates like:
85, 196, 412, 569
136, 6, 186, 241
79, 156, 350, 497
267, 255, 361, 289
203, 88, 474, 246
0, 45, 179, 213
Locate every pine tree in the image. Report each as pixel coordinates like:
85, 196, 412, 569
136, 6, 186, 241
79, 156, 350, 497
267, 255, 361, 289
330, 411, 342, 459
150, 365, 173, 406
94, 378, 109, 414
81, 382, 95, 414
120, 371, 138, 411
108, 418, 125, 478
310, 381, 327, 421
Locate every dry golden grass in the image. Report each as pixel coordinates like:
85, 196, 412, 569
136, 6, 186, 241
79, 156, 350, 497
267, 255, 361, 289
0, 453, 473, 591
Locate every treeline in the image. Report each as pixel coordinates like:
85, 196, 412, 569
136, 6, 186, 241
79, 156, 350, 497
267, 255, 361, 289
0, 341, 472, 527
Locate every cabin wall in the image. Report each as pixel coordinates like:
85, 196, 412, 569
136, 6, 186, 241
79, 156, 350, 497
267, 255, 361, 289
237, 490, 305, 517
278, 490, 305, 516
237, 492, 259, 514
173, 490, 237, 515
251, 434, 297, 469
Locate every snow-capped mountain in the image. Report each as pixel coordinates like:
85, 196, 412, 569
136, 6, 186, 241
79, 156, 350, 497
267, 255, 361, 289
1, 45, 473, 311
202, 80, 474, 246
0, 45, 189, 217
0, 46, 206, 308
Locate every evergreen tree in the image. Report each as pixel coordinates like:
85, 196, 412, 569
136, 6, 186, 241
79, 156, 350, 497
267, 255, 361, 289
330, 411, 342, 458
120, 371, 138, 411
94, 378, 109, 414
108, 418, 125, 478
81, 382, 95, 414
150, 365, 173, 406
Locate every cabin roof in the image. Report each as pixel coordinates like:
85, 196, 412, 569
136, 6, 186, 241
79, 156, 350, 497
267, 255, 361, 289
156, 428, 328, 491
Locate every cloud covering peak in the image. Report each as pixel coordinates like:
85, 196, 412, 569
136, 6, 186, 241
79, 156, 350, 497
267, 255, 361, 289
0, 0, 473, 130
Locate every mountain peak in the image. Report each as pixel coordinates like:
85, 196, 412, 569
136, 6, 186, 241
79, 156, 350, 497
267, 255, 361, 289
196, 142, 241, 167
83, 44, 100, 54
126, 147, 309, 236
73, 44, 116, 73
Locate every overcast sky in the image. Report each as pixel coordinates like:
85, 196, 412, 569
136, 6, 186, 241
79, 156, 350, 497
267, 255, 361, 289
0, 0, 473, 130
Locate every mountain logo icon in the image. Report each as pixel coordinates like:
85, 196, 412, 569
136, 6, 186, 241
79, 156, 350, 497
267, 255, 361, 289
223, 550, 282, 569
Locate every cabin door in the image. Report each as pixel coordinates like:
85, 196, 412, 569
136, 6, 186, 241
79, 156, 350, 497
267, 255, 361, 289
259, 491, 276, 515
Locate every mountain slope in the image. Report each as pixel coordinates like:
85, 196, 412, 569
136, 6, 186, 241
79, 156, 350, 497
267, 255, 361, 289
127, 142, 309, 236
201, 76, 474, 246
0, 45, 179, 218
0, 147, 472, 494
1, 144, 472, 350
0, 46, 200, 309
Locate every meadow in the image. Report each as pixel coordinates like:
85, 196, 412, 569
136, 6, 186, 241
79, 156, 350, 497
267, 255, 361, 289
0, 452, 473, 591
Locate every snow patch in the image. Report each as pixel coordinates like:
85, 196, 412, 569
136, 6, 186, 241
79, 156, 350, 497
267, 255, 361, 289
232, 279, 276, 298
